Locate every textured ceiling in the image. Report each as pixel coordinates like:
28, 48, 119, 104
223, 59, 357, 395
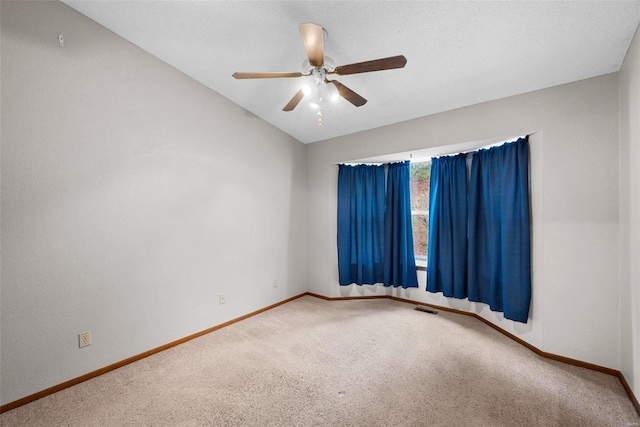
62, 1, 640, 144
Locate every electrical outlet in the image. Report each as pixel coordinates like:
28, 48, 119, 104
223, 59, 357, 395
273, 279, 278, 288
219, 294, 226, 305
78, 331, 91, 348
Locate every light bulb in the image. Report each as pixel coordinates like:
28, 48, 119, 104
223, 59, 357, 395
326, 82, 340, 102
302, 85, 311, 96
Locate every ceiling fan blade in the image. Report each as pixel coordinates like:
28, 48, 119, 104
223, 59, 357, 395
232, 72, 303, 79
283, 89, 306, 112
299, 23, 324, 67
327, 80, 367, 107
334, 55, 407, 75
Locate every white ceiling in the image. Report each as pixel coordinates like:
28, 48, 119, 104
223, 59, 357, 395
62, 1, 640, 144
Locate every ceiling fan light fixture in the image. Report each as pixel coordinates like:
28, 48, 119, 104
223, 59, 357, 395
323, 56, 335, 72
301, 59, 314, 73
233, 23, 406, 123
326, 82, 339, 102
302, 56, 334, 74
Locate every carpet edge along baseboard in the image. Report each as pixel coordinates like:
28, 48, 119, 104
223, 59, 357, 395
2, 292, 638, 417
0, 293, 307, 414
307, 292, 639, 415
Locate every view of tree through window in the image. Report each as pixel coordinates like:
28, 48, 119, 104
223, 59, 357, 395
410, 162, 431, 266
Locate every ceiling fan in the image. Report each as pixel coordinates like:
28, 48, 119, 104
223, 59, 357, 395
232, 23, 407, 126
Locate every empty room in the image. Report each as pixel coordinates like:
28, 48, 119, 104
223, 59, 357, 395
2, 1, 640, 425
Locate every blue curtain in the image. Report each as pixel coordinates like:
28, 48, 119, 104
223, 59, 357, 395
426, 154, 468, 298
337, 164, 386, 285
467, 137, 531, 323
384, 162, 418, 288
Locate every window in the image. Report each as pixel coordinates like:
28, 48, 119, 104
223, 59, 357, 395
410, 162, 431, 268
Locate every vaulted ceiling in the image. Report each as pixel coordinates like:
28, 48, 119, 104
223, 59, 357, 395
63, 1, 640, 144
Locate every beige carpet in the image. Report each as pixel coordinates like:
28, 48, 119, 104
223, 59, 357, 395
2, 296, 638, 426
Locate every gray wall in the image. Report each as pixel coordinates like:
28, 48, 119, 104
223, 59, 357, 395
306, 73, 621, 370
620, 25, 640, 398
1, 1, 308, 405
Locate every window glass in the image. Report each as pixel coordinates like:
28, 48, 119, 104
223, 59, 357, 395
410, 162, 431, 267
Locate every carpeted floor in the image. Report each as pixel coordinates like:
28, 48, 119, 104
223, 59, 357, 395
1, 296, 638, 426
